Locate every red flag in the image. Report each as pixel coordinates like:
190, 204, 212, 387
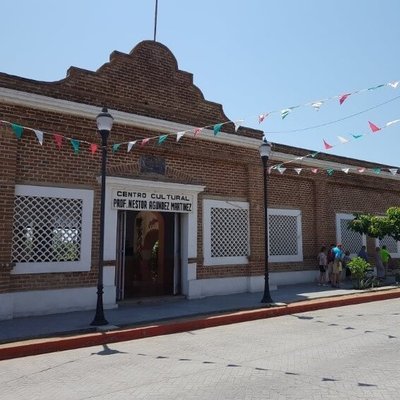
358, 167, 366, 173
140, 138, 150, 146
323, 140, 333, 150
368, 121, 381, 133
339, 93, 351, 105
311, 168, 318, 174
90, 143, 98, 154
194, 128, 202, 137
53, 134, 63, 149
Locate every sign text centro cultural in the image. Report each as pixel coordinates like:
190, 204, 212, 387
112, 190, 194, 213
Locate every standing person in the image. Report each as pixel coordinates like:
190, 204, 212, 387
358, 245, 368, 262
380, 245, 391, 279
331, 243, 343, 288
327, 243, 335, 284
317, 246, 328, 286
375, 246, 385, 280
342, 250, 352, 281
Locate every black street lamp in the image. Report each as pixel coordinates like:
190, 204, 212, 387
259, 138, 274, 304
91, 107, 114, 326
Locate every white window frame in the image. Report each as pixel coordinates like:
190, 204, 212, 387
267, 208, 303, 263
336, 213, 366, 258
11, 185, 94, 274
375, 237, 400, 257
203, 199, 250, 266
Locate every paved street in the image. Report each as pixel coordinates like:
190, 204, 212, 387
1, 299, 400, 400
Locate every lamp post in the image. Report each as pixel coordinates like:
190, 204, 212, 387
259, 138, 274, 304
91, 107, 114, 326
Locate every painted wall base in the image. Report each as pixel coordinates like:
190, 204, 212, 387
0, 284, 117, 321
187, 270, 317, 299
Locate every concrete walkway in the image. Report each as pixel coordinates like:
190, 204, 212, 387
1, 279, 400, 361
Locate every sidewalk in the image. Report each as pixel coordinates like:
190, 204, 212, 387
1, 279, 400, 361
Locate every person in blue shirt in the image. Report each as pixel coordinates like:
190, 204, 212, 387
357, 245, 368, 262
331, 243, 343, 288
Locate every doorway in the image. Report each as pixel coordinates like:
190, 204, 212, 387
116, 210, 180, 300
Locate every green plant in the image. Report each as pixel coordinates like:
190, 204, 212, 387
347, 256, 378, 289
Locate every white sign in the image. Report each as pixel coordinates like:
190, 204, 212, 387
111, 189, 194, 213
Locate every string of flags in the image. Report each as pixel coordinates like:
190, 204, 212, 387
256, 80, 399, 123
269, 118, 400, 176
0, 118, 242, 155
1, 78, 399, 175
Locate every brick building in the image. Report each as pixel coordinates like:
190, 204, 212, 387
0, 40, 399, 320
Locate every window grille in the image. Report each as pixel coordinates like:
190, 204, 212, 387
376, 236, 400, 256
12, 196, 82, 262
268, 209, 303, 262
11, 185, 93, 274
336, 213, 366, 256
211, 207, 249, 257
203, 199, 249, 266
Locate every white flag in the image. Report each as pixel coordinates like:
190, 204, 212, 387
34, 130, 44, 145
127, 141, 137, 152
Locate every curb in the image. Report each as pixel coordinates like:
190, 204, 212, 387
1, 288, 400, 361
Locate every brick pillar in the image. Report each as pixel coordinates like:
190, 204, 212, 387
0, 128, 18, 293
247, 162, 265, 276
313, 178, 331, 247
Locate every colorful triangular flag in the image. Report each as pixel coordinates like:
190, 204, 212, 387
337, 136, 349, 144
277, 167, 286, 174
53, 134, 63, 149
281, 109, 291, 119
141, 138, 150, 146
70, 139, 80, 154
327, 169, 334, 176
234, 120, 243, 132
389, 168, 398, 176
33, 129, 44, 145
388, 81, 399, 89
90, 143, 98, 155
176, 131, 185, 142
127, 141, 137, 152
373, 168, 381, 174
294, 168, 302, 175
158, 134, 168, 145
341, 168, 350, 174
323, 140, 333, 150
258, 114, 267, 123
112, 143, 121, 153
385, 119, 400, 127
368, 84, 385, 90
368, 121, 381, 133
213, 123, 223, 136
311, 101, 323, 111
311, 152, 319, 158
11, 123, 24, 139
352, 134, 363, 139
194, 128, 203, 137
358, 167, 366, 173
339, 93, 351, 105
311, 168, 318, 174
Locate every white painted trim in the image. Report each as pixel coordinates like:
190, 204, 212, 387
0, 87, 260, 149
203, 199, 250, 266
11, 185, 94, 274
0, 284, 116, 320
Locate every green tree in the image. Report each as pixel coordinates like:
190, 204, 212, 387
348, 207, 400, 241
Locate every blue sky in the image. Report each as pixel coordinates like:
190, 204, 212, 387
1, 0, 399, 167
